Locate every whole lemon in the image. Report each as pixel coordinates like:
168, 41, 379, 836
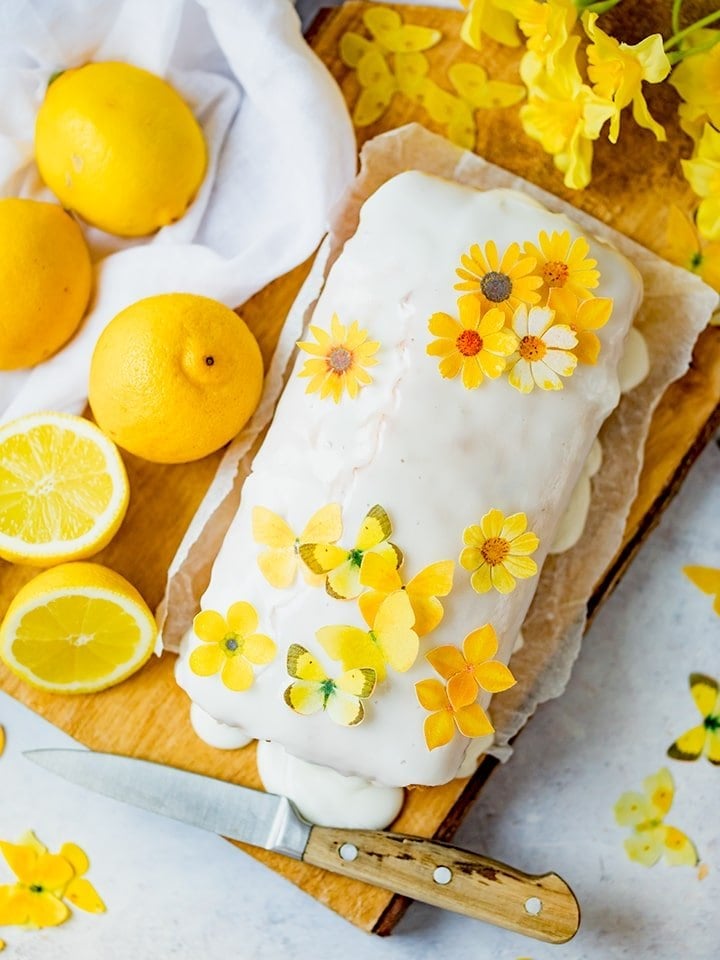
35, 62, 206, 237
0, 198, 92, 371
89, 293, 264, 464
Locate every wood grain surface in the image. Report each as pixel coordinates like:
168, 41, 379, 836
1, 1, 719, 936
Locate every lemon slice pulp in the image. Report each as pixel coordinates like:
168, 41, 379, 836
0, 412, 129, 565
0, 563, 157, 693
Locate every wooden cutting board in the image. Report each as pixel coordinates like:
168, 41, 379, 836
2, 1, 719, 936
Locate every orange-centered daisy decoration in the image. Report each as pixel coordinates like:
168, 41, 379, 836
523, 230, 600, 299
507, 304, 578, 393
297, 313, 380, 403
190, 603, 277, 692
426, 295, 517, 389
426, 623, 516, 710
454, 240, 542, 318
460, 508, 539, 594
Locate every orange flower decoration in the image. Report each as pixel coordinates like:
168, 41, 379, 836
547, 286, 613, 364
454, 240, 542, 318
426, 623, 516, 710
415, 678, 494, 750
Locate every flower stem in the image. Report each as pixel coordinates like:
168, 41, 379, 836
577, 0, 623, 13
667, 34, 720, 64
671, 0, 683, 35
665, 9, 720, 50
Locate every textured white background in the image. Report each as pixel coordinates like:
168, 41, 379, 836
2, 435, 719, 959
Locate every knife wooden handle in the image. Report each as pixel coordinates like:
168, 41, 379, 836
303, 826, 580, 943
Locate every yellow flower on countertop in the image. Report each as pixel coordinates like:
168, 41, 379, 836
416, 677, 495, 750
300, 504, 401, 600
297, 314, 380, 402
583, 12, 670, 144
547, 287, 613, 364
426, 623, 516, 710
252, 503, 343, 589
615, 768, 699, 867
455, 240, 542, 318
681, 124, 720, 241
190, 603, 277, 692
0, 838, 72, 927
427, 296, 518, 389
520, 37, 616, 190
669, 30, 720, 137
663, 206, 720, 293
318, 590, 419, 682
358, 552, 455, 637
503, 0, 577, 71
459, 0, 520, 51
353, 47, 397, 127
284, 644, 376, 727
363, 6, 442, 54
667, 673, 720, 765
57, 842, 105, 914
684, 565, 720, 614
460, 509, 539, 595
523, 230, 599, 300
507, 304, 578, 392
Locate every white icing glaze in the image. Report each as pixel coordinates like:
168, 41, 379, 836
176, 171, 643, 787
190, 703, 253, 750
549, 438, 603, 554
618, 326, 650, 392
456, 733, 495, 779
256, 740, 404, 828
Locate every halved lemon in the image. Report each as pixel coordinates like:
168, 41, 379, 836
0, 562, 157, 693
0, 412, 129, 565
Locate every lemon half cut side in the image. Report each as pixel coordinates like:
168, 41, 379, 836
0, 563, 157, 694
0, 412, 129, 565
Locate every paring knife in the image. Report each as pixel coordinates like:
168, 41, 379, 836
25, 749, 579, 944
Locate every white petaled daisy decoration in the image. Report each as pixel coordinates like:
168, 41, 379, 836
507, 304, 578, 393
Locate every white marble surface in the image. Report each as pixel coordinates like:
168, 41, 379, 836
2, 434, 719, 959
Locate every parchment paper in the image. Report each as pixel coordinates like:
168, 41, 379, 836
160, 124, 717, 758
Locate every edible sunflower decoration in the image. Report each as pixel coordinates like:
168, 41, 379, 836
426, 295, 517, 388
460, 508, 539, 594
297, 313, 380, 403
454, 239, 542, 318
523, 230, 599, 299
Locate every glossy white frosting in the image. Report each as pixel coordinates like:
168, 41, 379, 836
176, 171, 643, 788
190, 704, 253, 750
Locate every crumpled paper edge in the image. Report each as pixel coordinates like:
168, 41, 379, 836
161, 126, 717, 768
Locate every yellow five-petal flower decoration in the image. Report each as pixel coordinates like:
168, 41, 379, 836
461, 508, 539, 594
284, 644, 376, 727
190, 603, 277, 692
358, 551, 455, 637
427, 296, 518, 389
426, 623, 516, 710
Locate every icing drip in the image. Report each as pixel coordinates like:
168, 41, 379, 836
190, 704, 252, 750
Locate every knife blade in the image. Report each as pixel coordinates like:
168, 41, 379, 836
25, 748, 579, 943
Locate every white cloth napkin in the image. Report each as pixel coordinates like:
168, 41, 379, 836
0, 0, 356, 422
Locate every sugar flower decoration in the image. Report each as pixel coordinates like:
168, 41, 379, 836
459, 0, 520, 51
284, 644, 376, 727
297, 314, 380, 402
547, 287, 613, 365
426, 624, 516, 710
318, 590, 418, 682
300, 504, 401, 600
252, 504, 342, 589
461, 509, 539, 595
447, 62, 526, 112
663, 206, 720, 293
669, 33, 720, 141
523, 230, 599, 300
583, 12, 670, 144
504, 0, 577, 71
681, 124, 720, 242
455, 240, 542, 318
507, 304, 578, 393
684, 565, 720, 614
362, 6, 442, 54
416, 678, 494, 750
614, 767, 699, 867
427, 296, 517, 388
358, 551, 455, 637
667, 673, 720, 764
190, 603, 276, 692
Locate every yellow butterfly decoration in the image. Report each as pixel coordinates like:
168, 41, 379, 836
317, 590, 418, 683
667, 673, 720, 765
252, 504, 342, 589
683, 565, 720, 615
614, 767, 699, 867
358, 552, 455, 637
363, 7, 442, 55
299, 504, 401, 600
284, 644, 376, 727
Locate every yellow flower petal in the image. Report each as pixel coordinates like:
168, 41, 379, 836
424, 710, 456, 750
473, 660, 517, 693
462, 524, 485, 548
490, 563, 516, 594
461, 357, 483, 389
243, 633, 277, 666
189, 643, 224, 677
459, 546, 483, 571
470, 563, 493, 593
463, 623, 498, 664
455, 702, 494, 738
27, 890, 70, 928
500, 512, 527, 541
416, 677, 450, 712
481, 508, 504, 539
447, 670, 479, 710
503, 554, 538, 579
226, 601, 259, 638
426, 645, 466, 680
58, 842, 88, 877
221, 656, 254, 692
0, 843, 36, 884
438, 353, 463, 379
193, 610, 227, 644
64, 876, 106, 914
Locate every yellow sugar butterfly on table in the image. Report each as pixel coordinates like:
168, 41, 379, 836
667, 673, 720, 765
358, 552, 455, 637
300, 504, 401, 600
683, 565, 720, 615
284, 644, 376, 727
252, 503, 342, 589
614, 767, 699, 867
318, 590, 419, 683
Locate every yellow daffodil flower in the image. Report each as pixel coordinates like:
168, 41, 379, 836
503, 0, 577, 71
520, 37, 616, 189
583, 12, 670, 144
682, 123, 720, 241
663, 205, 720, 293
0, 842, 72, 928
459, 0, 520, 51
669, 30, 720, 137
